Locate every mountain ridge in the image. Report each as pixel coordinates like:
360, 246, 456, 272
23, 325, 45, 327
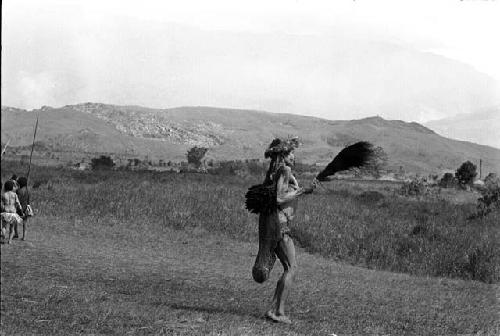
2, 103, 499, 175
424, 106, 500, 149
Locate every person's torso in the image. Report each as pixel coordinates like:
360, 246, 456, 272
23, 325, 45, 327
278, 198, 297, 224
274, 167, 298, 223
2, 191, 18, 213
17, 188, 29, 210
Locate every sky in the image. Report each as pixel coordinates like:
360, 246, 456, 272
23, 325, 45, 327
2, 0, 500, 123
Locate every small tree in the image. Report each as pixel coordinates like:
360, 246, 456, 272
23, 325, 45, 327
455, 161, 477, 186
439, 173, 457, 188
91, 155, 115, 170
186, 146, 208, 168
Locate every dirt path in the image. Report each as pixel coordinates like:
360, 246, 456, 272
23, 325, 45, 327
1, 216, 498, 335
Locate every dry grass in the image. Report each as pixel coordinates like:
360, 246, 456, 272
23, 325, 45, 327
2, 215, 498, 335
293, 180, 499, 283
1, 161, 499, 335
7, 162, 497, 284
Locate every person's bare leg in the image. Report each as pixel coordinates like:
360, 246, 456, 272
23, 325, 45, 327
275, 235, 296, 319
13, 221, 19, 239
8, 223, 16, 244
267, 288, 279, 312
265, 288, 279, 320
266, 234, 296, 324
22, 218, 27, 241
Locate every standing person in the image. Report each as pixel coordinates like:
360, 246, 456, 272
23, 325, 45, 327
9, 174, 19, 191
16, 177, 31, 241
1, 180, 24, 244
251, 137, 316, 324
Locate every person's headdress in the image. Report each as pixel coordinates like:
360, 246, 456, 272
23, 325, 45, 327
264, 137, 299, 158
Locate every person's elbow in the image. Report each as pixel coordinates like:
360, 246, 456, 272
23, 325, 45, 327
276, 194, 289, 204
277, 191, 298, 204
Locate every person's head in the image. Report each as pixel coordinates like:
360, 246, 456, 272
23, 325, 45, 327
17, 177, 28, 188
4, 180, 14, 192
11, 174, 17, 181
264, 137, 299, 160
264, 137, 299, 183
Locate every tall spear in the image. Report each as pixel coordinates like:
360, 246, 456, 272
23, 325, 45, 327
1, 139, 11, 159
26, 114, 39, 182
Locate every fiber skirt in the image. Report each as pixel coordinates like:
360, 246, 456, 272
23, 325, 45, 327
252, 211, 281, 283
1, 212, 23, 228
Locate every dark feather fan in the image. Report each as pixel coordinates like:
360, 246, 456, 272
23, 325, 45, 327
245, 184, 276, 214
316, 141, 374, 181
245, 140, 375, 214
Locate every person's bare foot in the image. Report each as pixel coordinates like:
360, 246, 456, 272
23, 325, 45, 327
274, 314, 291, 324
265, 310, 291, 324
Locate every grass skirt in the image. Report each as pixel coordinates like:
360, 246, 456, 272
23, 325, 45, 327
1, 213, 23, 236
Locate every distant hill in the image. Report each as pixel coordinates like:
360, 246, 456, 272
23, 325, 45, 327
2, 103, 499, 175
424, 106, 500, 149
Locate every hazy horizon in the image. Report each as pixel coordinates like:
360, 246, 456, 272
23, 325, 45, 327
2, 0, 500, 129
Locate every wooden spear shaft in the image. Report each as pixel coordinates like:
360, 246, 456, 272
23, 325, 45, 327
26, 114, 39, 182
1, 139, 11, 159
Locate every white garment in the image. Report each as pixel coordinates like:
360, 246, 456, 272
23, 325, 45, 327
1, 212, 23, 228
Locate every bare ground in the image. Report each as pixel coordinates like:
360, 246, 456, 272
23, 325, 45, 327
1, 216, 499, 335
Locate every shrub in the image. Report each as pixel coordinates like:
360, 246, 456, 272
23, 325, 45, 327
400, 177, 427, 196
455, 160, 477, 187
439, 173, 457, 188
484, 173, 499, 187
475, 182, 500, 218
186, 147, 208, 168
91, 155, 115, 170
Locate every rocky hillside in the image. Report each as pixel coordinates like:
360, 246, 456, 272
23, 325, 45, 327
69, 103, 227, 147
2, 103, 500, 175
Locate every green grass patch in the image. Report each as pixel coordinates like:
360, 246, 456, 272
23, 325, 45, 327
2, 161, 499, 283
2, 161, 499, 335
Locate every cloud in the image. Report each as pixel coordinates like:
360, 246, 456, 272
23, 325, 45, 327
7, 70, 85, 110
16, 72, 58, 109
2, 1, 499, 122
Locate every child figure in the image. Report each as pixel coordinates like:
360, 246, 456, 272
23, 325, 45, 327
1, 180, 24, 244
16, 177, 31, 241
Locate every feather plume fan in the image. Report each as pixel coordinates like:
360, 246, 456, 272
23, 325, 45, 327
245, 141, 375, 214
316, 141, 374, 181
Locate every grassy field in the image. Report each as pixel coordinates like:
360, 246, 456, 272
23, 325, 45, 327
1, 161, 499, 335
